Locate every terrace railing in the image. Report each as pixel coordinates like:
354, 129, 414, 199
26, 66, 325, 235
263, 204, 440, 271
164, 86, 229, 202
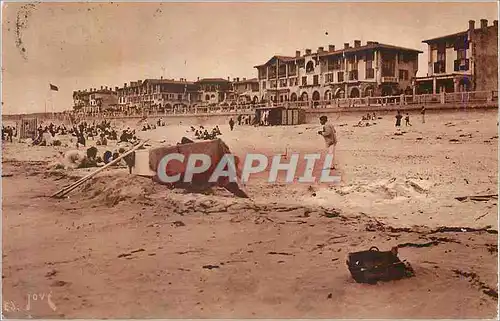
62, 90, 497, 120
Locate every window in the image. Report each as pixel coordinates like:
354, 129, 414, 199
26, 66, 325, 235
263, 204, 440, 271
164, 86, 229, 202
306, 61, 314, 73
178, 94, 183, 100
288, 64, 297, 75
366, 53, 374, 79
325, 73, 334, 83
457, 49, 466, 60
398, 70, 409, 81
278, 64, 287, 77
366, 68, 374, 79
337, 72, 344, 82
289, 77, 297, 86
437, 43, 446, 62
262, 81, 266, 90
313, 75, 319, 85
382, 55, 396, 77
280, 79, 287, 87
271, 80, 277, 88
302, 76, 307, 86
454, 58, 470, 71
349, 70, 358, 81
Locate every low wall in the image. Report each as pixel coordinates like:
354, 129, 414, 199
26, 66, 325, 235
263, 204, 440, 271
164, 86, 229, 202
3, 102, 497, 125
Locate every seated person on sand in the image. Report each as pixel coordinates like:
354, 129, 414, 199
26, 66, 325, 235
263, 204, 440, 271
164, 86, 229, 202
214, 126, 222, 135
96, 133, 108, 146
119, 130, 130, 143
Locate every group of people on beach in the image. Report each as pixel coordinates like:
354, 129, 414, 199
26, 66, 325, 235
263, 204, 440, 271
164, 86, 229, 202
190, 125, 222, 140
2, 125, 17, 143
228, 114, 254, 131
395, 106, 426, 128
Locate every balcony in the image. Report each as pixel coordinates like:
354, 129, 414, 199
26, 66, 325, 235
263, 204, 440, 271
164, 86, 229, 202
454, 59, 470, 72
381, 76, 398, 83
433, 61, 446, 74
348, 70, 359, 82
366, 68, 375, 79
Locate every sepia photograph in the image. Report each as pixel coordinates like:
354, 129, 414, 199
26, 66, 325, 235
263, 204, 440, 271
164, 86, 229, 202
1, 1, 499, 319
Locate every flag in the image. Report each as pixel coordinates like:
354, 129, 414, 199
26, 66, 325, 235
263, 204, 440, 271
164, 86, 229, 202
50, 84, 59, 91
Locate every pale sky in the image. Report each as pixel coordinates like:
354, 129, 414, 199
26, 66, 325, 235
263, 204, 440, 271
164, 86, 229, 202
1, 1, 498, 114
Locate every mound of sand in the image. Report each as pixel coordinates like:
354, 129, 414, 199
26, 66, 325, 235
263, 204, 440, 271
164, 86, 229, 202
79, 174, 157, 206
336, 177, 433, 199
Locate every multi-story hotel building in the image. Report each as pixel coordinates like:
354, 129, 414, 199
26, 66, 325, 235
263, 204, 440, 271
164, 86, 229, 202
254, 40, 422, 104
232, 77, 260, 103
74, 77, 240, 113
415, 19, 498, 94
72, 86, 118, 113
116, 78, 200, 113
195, 78, 234, 105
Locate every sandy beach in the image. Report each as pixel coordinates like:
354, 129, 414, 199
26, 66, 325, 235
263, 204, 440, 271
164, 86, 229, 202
2, 108, 498, 318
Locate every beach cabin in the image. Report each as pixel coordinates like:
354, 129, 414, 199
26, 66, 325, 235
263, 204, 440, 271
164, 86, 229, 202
254, 107, 306, 126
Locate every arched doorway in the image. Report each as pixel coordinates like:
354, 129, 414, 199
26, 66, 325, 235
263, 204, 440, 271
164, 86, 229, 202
381, 86, 393, 96
349, 87, 360, 98
300, 92, 309, 101
253, 96, 259, 104
205, 94, 210, 101
312, 91, 321, 107
290, 93, 298, 101
334, 88, 345, 99
324, 90, 332, 100
364, 86, 374, 97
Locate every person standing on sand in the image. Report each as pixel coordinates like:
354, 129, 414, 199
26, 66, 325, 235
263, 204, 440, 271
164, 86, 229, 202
395, 110, 403, 128
421, 106, 426, 123
405, 113, 412, 126
318, 116, 337, 170
229, 118, 235, 131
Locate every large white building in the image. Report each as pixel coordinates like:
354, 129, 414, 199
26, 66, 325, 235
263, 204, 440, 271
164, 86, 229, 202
254, 40, 422, 105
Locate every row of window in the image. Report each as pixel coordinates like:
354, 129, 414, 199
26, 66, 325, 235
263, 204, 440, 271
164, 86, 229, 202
261, 68, 410, 89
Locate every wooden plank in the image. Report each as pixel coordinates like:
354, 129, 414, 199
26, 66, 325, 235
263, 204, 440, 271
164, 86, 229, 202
51, 140, 149, 198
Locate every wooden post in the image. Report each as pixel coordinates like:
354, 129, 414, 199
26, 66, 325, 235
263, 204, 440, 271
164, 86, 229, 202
51, 140, 149, 198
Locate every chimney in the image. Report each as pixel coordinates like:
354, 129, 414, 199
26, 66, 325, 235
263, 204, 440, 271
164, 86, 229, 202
317, 46, 324, 53
328, 45, 335, 52
344, 43, 350, 49
160, 76, 163, 80
105, 86, 108, 90
305, 48, 312, 55
480, 19, 488, 29
354, 40, 361, 48
243, 77, 246, 81
197, 77, 200, 81
469, 20, 475, 30
295, 50, 301, 57
227, 76, 230, 81
237, 77, 240, 82
100, 86, 103, 90
115, 86, 118, 91
124, 83, 127, 88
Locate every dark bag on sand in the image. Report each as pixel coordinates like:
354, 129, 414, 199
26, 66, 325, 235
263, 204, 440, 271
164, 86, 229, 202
346, 246, 413, 284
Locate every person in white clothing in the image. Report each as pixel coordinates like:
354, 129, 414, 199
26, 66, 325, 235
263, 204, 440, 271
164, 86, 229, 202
318, 115, 337, 170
